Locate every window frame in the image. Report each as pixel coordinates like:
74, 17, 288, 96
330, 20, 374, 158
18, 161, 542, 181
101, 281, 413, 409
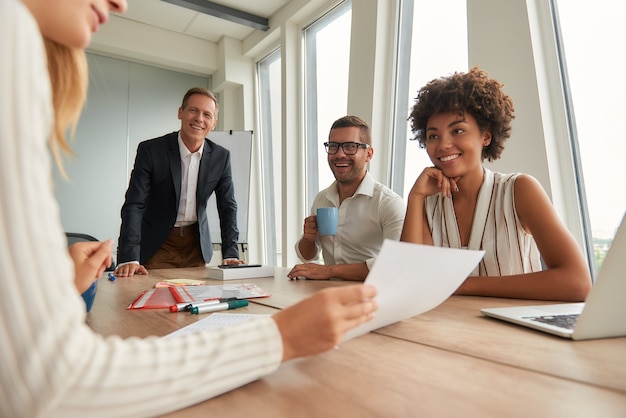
257, 48, 282, 265
303, 0, 353, 209
549, 0, 596, 276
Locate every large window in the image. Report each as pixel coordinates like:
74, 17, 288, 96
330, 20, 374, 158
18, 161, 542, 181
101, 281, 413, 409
257, 49, 282, 265
553, 0, 626, 272
304, 1, 352, 208
393, 0, 468, 197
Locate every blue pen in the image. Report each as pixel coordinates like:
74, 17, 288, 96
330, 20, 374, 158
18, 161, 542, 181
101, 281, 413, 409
108, 273, 116, 281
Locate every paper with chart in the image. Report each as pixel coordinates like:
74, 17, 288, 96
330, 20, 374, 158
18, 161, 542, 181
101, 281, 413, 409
343, 240, 485, 341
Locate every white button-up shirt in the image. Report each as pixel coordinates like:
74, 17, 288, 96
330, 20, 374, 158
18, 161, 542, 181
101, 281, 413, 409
296, 171, 406, 270
175, 134, 204, 226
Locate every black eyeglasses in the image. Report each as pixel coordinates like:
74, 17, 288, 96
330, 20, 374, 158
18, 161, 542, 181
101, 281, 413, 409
324, 142, 370, 155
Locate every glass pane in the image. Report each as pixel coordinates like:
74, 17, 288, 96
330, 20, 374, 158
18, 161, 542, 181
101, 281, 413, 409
258, 49, 282, 265
554, 0, 626, 270
400, 0, 468, 198
304, 1, 352, 208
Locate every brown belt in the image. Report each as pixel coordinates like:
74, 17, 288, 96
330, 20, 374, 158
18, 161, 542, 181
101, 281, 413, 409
171, 223, 199, 237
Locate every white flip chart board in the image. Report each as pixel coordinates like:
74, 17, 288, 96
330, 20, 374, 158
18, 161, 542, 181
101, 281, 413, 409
206, 130, 252, 244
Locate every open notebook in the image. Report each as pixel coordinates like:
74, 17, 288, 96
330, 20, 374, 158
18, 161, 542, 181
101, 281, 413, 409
481, 214, 626, 340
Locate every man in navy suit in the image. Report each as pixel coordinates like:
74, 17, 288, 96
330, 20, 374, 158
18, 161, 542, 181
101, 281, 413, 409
114, 87, 244, 277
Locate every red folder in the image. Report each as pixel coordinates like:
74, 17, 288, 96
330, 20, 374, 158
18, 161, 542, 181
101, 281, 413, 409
127, 287, 177, 309
127, 283, 270, 309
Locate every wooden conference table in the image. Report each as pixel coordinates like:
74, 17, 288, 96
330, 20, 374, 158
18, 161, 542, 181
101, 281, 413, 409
87, 267, 626, 417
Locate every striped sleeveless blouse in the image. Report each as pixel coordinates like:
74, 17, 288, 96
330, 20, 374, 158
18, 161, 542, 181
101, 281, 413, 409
425, 168, 542, 276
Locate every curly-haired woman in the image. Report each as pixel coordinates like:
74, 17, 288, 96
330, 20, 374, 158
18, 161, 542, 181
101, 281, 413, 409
401, 67, 591, 301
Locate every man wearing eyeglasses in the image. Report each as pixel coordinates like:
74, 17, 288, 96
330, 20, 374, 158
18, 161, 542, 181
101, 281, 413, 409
288, 116, 405, 281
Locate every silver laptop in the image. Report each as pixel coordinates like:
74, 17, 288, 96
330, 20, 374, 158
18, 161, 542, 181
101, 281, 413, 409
481, 214, 626, 340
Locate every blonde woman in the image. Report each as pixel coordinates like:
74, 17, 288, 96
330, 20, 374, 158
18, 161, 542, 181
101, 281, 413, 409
0, 1, 377, 417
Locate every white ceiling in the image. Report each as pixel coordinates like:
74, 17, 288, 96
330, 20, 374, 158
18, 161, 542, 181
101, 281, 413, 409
116, 0, 288, 43
88, 0, 292, 75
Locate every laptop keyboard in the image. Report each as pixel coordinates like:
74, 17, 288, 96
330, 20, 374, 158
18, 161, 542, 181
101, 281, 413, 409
524, 314, 579, 330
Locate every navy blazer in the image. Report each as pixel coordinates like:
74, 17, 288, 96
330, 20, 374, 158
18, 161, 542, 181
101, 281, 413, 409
117, 132, 239, 265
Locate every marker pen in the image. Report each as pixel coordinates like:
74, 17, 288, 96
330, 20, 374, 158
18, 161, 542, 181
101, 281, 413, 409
190, 299, 249, 314
189, 297, 238, 309
108, 273, 116, 281
169, 302, 209, 313
169, 297, 239, 312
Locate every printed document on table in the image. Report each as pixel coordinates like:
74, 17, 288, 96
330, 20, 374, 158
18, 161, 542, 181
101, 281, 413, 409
163, 313, 265, 338
343, 239, 484, 341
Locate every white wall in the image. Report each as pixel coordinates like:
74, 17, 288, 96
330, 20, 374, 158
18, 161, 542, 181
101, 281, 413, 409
88, 14, 219, 76
468, 0, 551, 189
467, 0, 585, 248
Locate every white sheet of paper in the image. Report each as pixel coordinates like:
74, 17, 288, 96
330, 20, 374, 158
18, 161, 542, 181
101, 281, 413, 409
343, 239, 484, 341
163, 313, 263, 338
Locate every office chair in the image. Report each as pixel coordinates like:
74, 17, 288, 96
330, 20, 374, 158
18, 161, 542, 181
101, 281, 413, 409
65, 232, 116, 271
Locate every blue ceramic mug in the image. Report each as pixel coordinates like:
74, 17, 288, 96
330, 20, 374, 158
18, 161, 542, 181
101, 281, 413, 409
316, 207, 339, 236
